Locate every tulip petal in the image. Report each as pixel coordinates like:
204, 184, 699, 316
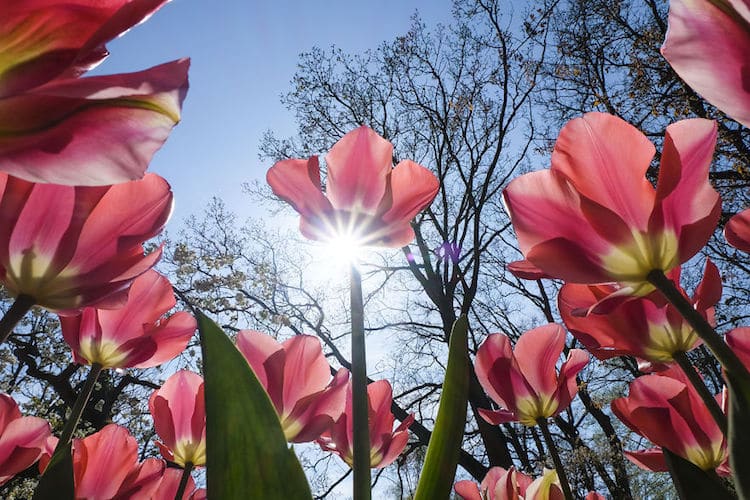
325, 126, 391, 213
726, 208, 750, 253
0, 60, 189, 185
662, 0, 750, 127
266, 157, 333, 221
650, 119, 720, 262
550, 112, 656, 229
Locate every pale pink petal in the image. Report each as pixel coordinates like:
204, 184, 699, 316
267, 157, 333, 220
325, 126, 391, 212
662, 0, 750, 127
0, 60, 189, 185
375, 159, 439, 246
726, 208, 750, 253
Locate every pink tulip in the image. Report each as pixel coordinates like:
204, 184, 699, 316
41, 424, 164, 499
152, 466, 207, 500
0, 172, 172, 311
611, 366, 728, 474
318, 379, 414, 468
559, 259, 721, 363
475, 324, 588, 426
0, 1, 189, 185
0, 393, 50, 486
725, 208, 750, 253
149, 370, 206, 468
267, 126, 439, 247
726, 327, 750, 370
503, 113, 719, 301
59, 270, 195, 368
236, 330, 348, 442
454, 466, 564, 500
661, 0, 750, 128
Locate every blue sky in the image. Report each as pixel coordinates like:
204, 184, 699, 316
95, 0, 453, 226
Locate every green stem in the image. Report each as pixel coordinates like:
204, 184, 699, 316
56, 363, 104, 450
175, 461, 194, 500
648, 270, 750, 382
537, 418, 574, 500
350, 263, 371, 500
0, 294, 34, 345
672, 351, 727, 435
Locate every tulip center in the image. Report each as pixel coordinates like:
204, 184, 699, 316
173, 438, 206, 468
600, 230, 679, 293
515, 395, 559, 426
78, 338, 130, 368
643, 320, 698, 362
6, 248, 78, 309
683, 442, 726, 472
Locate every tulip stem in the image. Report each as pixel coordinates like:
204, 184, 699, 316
537, 418, 574, 500
175, 461, 194, 500
0, 294, 35, 345
648, 270, 750, 383
56, 363, 104, 450
673, 351, 727, 435
350, 263, 371, 500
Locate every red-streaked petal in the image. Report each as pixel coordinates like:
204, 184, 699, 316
650, 119, 720, 262
475, 333, 516, 409
478, 407, 518, 425
726, 208, 750, 253
149, 371, 204, 451
74, 424, 138, 499
553, 349, 589, 414
550, 112, 655, 229
507, 259, 551, 280
624, 448, 669, 472
693, 258, 722, 312
368, 380, 396, 439
0, 60, 189, 185
0, 1, 168, 95
236, 330, 285, 408
503, 170, 614, 283
129, 311, 196, 368
325, 126, 391, 213
97, 270, 175, 340
513, 324, 566, 398
266, 156, 332, 220
662, 0, 750, 127
70, 173, 172, 274
280, 335, 333, 415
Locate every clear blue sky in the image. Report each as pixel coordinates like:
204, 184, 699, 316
94, 0, 453, 226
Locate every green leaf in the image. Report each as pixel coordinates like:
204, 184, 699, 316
198, 312, 312, 499
726, 370, 750, 499
33, 442, 74, 500
663, 448, 734, 500
414, 315, 470, 500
